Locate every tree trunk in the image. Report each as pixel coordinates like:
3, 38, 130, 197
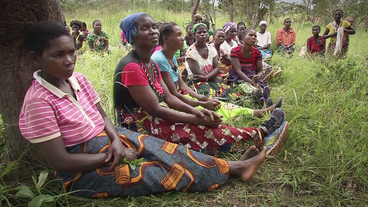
191, 0, 201, 22
229, 0, 234, 22
0, 0, 65, 160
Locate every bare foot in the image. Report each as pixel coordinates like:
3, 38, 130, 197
240, 146, 259, 161
228, 146, 267, 181
239, 146, 267, 181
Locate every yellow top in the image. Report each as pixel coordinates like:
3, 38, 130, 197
326, 20, 350, 43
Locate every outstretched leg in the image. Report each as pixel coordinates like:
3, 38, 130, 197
228, 146, 267, 182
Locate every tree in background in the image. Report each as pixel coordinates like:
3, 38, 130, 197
300, 0, 368, 29
218, 0, 275, 27
191, 0, 201, 22
0, 0, 65, 159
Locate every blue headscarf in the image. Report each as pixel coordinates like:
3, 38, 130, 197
119, 12, 146, 44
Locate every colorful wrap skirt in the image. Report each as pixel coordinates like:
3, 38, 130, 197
116, 106, 260, 155
192, 81, 241, 102
56, 127, 229, 198
227, 64, 266, 89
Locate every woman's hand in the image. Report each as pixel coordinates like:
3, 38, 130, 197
251, 75, 261, 88
201, 108, 222, 120
123, 148, 139, 161
202, 99, 221, 111
193, 74, 207, 82
106, 140, 139, 171
196, 112, 222, 127
191, 108, 206, 118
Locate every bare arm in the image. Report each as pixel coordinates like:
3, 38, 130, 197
177, 74, 204, 100
307, 38, 311, 53
96, 103, 120, 142
127, 84, 221, 127
88, 41, 96, 53
35, 137, 107, 173
103, 39, 109, 53
220, 54, 232, 65
187, 58, 206, 76
322, 28, 336, 39
160, 71, 203, 107
207, 57, 220, 81
344, 25, 355, 35
255, 59, 263, 77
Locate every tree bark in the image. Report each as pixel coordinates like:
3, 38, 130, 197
229, 0, 234, 22
191, 0, 201, 22
0, 0, 65, 160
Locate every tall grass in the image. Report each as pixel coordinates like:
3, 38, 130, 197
1, 1, 368, 206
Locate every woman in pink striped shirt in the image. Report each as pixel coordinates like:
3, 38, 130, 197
18, 21, 268, 198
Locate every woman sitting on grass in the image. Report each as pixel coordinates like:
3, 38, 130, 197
322, 9, 355, 58
276, 18, 296, 55
87, 20, 109, 55
307, 25, 326, 56
186, 23, 253, 102
229, 29, 275, 106
185, 22, 195, 47
114, 13, 289, 155
20, 20, 273, 198
152, 22, 282, 121
211, 29, 232, 76
69, 20, 84, 50
235, 22, 246, 45
256, 20, 272, 59
220, 22, 238, 56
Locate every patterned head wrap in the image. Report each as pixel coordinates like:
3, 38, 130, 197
259, 20, 268, 27
222, 22, 237, 33
191, 23, 207, 34
119, 12, 146, 44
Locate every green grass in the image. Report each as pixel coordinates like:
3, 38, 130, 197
1, 2, 368, 206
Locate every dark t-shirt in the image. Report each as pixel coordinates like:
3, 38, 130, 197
113, 51, 163, 113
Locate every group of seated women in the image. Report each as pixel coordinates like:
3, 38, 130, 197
67, 19, 110, 55
19, 14, 291, 198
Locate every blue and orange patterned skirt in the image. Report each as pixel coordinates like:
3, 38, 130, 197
56, 127, 229, 198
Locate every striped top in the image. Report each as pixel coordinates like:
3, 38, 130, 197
230, 46, 262, 68
19, 71, 105, 147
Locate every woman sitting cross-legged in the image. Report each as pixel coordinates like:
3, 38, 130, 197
19, 21, 277, 198
229, 28, 275, 106
86, 20, 109, 56
152, 22, 282, 121
185, 23, 271, 105
276, 18, 296, 55
307, 25, 326, 57
114, 13, 289, 155
211, 29, 232, 77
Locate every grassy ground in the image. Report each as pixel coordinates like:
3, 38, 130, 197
1, 2, 368, 206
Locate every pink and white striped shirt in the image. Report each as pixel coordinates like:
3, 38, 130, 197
19, 71, 105, 147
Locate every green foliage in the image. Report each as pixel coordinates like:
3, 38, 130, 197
1, 0, 368, 206
119, 158, 144, 170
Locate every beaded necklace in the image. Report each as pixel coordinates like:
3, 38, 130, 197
139, 60, 166, 102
